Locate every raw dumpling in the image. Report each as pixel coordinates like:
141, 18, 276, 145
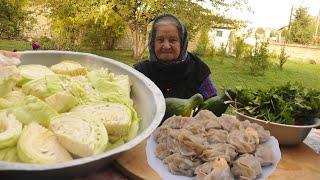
194, 110, 221, 130
255, 143, 275, 166
205, 129, 229, 144
195, 157, 234, 180
239, 120, 270, 143
219, 114, 240, 132
155, 143, 172, 160
162, 115, 191, 129
185, 120, 206, 135
231, 154, 262, 179
177, 129, 205, 156
163, 153, 202, 177
227, 128, 259, 153
200, 143, 238, 163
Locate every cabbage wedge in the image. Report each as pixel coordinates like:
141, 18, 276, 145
88, 71, 132, 106
0, 111, 22, 149
71, 103, 132, 137
45, 91, 78, 113
0, 147, 20, 162
17, 64, 54, 86
22, 75, 63, 100
49, 112, 108, 157
0, 65, 21, 97
17, 122, 72, 164
10, 95, 58, 127
0, 91, 25, 109
50, 61, 88, 76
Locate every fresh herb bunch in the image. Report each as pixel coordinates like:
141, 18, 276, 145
235, 82, 320, 125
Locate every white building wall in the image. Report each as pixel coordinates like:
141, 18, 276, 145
209, 28, 232, 48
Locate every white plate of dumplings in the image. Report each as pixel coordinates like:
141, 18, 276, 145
146, 110, 281, 180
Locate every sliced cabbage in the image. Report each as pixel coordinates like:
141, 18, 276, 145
0, 111, 22, 149
17, 65, 54, 86
0, 66, 21, 97
67, 76, 100, 104
45, 91, 78, 113
50, 61, 88, 76
0, 147, 20, 162
10, 95, 58, 127
17, 122, 72, 164
71, 103, 132, 137
22, 75, 63, 99
49, 112, 108, 157
0, 91, 25, 109
88, 71, 132, 106
105, 138, 124, 151
87, 68, 109, 87
125, 107, 139, 141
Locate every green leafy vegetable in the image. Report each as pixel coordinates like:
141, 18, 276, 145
235, 82, 320, 125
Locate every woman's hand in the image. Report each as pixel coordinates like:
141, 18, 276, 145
0, 50, 21, 67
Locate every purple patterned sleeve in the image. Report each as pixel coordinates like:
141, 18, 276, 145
199, 76, 218, 99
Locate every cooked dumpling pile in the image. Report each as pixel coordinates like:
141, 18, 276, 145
153, 110, 273, 180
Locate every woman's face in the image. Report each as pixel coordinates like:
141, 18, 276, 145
154, 24, 181, 62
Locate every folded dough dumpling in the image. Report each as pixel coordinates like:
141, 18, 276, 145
200, 143, 238, 163
255, 143, 275, 166
205, 129, 229, 144
163, 153, 202, 177
177, 129, 205, 156
219, 114, 240, 132
195, 157, 234, 180
194, 110, 221, 130
161, 115, 191, 129
231, 153, 262, 179
239, 120, 270, 143
227, 128, 259, 153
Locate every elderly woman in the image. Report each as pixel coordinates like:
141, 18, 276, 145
134, 14, 217, 99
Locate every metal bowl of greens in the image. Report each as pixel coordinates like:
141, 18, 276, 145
0, 51, 165, 178
234, 83, 320, 145
236, 112, 320, 145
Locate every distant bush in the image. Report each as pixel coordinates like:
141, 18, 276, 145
278, 46, 289, 70
194, 29, 210, 57
244, 41, 270, 76
234, 37, 247, 61
218, 43, 227, 64
309, 59, 317, 64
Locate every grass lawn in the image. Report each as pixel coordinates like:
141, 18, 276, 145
1, 38, 320, 93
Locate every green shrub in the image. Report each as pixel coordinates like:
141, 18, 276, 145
218, 43, 227, 64
309, 59, 317, 64
194, 29, 210, 57
244, 41, 270, 76
234, 37, 247, 61
278, 46, 289, 70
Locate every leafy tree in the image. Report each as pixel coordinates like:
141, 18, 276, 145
0, 0, 34, 39
36, 0, 126, 50
97, 0, 248, 60
256, 27, 265, 35
289, 7, 313, 44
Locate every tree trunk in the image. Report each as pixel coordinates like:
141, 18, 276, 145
130, 27, 148, 60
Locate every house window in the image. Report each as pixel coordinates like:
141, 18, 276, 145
216, 30, 223, 37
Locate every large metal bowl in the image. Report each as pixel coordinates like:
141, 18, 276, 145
235, 112, 320, 146
0, 51, 165, 178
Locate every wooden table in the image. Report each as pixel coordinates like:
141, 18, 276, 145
115, 139, 320, 180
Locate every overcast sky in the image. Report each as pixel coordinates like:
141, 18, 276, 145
203, 0, 320, 29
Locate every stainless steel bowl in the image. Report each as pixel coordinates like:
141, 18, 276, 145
235, 112, 320, 146
0, 51, 165, 178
